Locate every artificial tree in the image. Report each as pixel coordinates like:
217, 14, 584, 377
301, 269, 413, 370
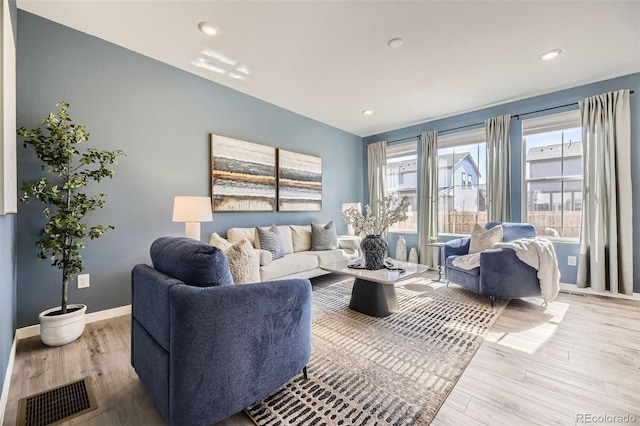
18, 102, 124, 315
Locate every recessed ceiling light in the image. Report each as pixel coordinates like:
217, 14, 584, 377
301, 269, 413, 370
198, 22, 220, 37
388, 38, 403, 49
539, 48, 563, 61
363, 109, 374, 116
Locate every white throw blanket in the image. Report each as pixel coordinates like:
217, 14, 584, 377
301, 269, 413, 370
452, 238, 560, 302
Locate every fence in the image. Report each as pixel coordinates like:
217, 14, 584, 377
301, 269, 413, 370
438, 211, 581, 238
392, 210, 581, 239
438, 212, 487, 235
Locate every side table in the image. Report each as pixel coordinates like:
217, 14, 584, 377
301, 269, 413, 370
427, 242, 447, 282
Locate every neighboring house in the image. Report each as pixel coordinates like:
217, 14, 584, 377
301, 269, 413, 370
437, 152, 486, 213
526, 141, 583, 212
387, 157, 418, 209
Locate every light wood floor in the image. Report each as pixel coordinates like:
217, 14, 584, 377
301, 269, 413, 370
4, 289, 639, 426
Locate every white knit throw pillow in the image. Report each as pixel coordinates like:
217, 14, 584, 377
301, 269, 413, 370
469, 224, 503, 254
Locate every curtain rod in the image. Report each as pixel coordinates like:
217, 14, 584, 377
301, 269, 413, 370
380, 89, 635, 144
512, 90, 635, 120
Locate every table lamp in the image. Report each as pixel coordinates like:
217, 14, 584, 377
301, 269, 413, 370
172, 196, 213, 240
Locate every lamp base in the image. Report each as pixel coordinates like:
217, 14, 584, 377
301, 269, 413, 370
185, 222, 201, 240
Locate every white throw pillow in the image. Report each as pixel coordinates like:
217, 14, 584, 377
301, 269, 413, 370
210, 234, 260, 284
225, 239, 260, 284
209, 232, 232, 251
469, 224, 503, 254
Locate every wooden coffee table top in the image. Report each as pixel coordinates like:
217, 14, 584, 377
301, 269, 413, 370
320, 260, 428, 285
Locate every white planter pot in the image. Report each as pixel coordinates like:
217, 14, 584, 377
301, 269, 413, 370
39, 304, 87, 347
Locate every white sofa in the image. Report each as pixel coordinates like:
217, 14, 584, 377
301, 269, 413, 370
223, 225, 359, 281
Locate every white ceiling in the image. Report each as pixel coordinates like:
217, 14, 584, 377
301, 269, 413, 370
16, 1, 640, 137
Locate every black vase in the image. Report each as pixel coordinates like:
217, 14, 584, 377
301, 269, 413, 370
360, 235, 388, 270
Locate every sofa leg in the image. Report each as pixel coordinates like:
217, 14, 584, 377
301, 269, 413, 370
303, 366, 308, 380
489, 296, 495, 307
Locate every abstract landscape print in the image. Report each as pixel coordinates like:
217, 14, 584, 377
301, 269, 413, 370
210, 134, 276, 211
277, 149, 322, 211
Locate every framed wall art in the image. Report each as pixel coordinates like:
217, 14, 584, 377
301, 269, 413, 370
277, 149, 322, 211
210, 134, 276, 211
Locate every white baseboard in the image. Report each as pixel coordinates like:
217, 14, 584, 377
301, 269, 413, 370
559, 283, 640, 301
15, 304, 132, 340
0, 334, 17, 426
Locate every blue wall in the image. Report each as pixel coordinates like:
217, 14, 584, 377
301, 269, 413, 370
365, 73, 640, 292
16, 11, 363, 327
0, 0, 17, 404
0, 214, 16, 398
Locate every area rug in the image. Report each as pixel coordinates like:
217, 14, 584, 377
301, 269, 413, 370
246, 273, 508, 425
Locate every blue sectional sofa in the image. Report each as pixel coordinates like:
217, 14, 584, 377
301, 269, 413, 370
131, 237, 312, 426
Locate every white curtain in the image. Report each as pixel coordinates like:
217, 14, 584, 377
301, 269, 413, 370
577, 90, 633, 295
418, 131, 438, 266
367, 141, 387, 231
485, 114, 511, 222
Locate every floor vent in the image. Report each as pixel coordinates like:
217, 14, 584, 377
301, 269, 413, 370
17, 377, 98, 426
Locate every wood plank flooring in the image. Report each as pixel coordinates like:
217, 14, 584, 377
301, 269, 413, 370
3, 289, 639, 426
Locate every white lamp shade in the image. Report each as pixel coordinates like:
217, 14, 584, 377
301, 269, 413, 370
172, 196, 213, 223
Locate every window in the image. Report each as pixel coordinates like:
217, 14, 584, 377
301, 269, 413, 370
523, 110, 582, 239
386, 141, 418, 232
437, 128, 487, 235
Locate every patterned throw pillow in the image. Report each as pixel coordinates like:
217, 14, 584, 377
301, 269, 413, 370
469, 223, 503, 254
255, 225, 285, 260
311, 221, 338, 250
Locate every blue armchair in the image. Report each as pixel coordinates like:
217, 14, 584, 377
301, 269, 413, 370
131, 237, 312, 426
444, 222, 542, 304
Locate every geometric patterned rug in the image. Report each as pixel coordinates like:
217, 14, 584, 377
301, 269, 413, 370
246, 273, 509, 425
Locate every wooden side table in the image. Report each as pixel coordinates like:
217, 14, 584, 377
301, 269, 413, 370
427, 242, 446, 282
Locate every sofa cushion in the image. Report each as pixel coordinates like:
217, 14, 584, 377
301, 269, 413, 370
469, 224, 503, 254
227, 227, 257, 247
276, 225, 294, 254
225, 239, 260, 284
311, 221, 338, 250
290, 225, 312, 252
486, 221, 536, 242
307, 249, 350, 266
260, 253, 319, 281
150, 237, 233, 287
256, 225, 285, 260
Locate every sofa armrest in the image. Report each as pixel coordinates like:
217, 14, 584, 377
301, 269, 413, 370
167, 278, 312, 426
255, 248, 273, 266
479, 248, 540, 298
444, 237, 471, 258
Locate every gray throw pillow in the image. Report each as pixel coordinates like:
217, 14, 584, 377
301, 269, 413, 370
255, 224, 285, 260
311, 221, 338, 250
